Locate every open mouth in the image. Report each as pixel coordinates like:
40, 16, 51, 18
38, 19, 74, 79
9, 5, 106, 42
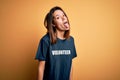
63, 21, 69, 28
63, 21, 68, 25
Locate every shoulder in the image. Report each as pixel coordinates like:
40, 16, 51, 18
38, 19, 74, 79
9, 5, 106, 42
66, 36, 75, 44
69, 36, 75, 41
41, 33, 50, 41
40, 33, 50, 45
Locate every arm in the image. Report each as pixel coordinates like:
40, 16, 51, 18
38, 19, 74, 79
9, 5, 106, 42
70, 63, 73, 80
38, 61, 45, 80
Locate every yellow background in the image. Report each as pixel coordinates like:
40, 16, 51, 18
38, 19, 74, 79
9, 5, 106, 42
0, 0, 120, 80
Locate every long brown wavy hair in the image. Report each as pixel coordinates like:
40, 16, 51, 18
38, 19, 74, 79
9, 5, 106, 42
44, 6, 70, 44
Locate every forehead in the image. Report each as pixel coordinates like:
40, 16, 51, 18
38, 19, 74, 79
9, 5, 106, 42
53, 10, 64, 17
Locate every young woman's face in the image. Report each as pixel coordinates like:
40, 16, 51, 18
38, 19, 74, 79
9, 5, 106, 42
53, 10, 70, 31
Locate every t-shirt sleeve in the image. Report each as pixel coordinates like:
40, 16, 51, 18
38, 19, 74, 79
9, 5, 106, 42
71, 37, 77, 59
35, 39, 49, 61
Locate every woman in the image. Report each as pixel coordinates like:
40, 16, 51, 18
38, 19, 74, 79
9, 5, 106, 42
35, 6, 77, 80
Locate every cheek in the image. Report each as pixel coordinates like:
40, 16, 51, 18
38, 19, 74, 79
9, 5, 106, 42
54, 20, 63, 26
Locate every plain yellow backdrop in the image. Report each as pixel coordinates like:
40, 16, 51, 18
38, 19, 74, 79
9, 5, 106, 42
0, 0, 120, 80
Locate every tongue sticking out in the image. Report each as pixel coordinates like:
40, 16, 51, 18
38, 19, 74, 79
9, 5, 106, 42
64, 22, 69, 28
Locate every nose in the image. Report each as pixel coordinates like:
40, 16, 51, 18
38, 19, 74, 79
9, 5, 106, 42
62, 16, 66, 21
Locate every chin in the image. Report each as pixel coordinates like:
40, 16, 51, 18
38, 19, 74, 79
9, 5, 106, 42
65, 28, 70, 31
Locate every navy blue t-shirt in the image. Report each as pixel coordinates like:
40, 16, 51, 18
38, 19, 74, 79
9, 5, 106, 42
35, 33, 77, 80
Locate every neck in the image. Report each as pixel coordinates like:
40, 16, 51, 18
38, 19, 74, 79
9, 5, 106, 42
56, 30, 65, 40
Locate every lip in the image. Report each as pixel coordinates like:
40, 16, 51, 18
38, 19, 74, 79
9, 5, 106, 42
63, 21, 68, 24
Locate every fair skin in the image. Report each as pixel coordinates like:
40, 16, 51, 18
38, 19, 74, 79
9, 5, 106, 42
53, 10, 70, 39
38, 10, 73, 80
38, 61, 45, 80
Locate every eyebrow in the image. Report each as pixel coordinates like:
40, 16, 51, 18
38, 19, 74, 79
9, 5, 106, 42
55, 15, 59, 17
54, 13, 65, 18
53, 15, 59, 19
